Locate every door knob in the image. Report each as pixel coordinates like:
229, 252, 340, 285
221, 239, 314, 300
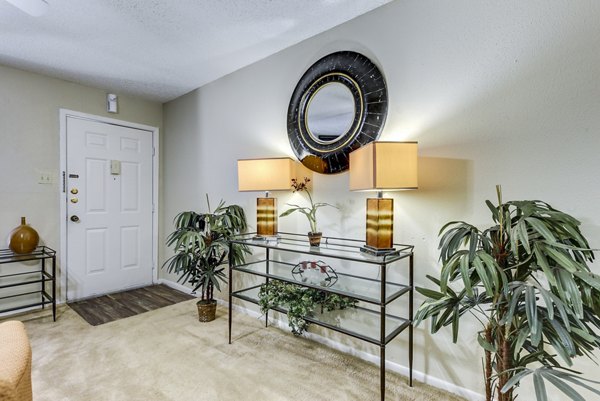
70, 215, 80, 222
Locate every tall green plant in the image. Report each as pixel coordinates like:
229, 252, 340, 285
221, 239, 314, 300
163, 196, 250, 302
415, 186, 600, 401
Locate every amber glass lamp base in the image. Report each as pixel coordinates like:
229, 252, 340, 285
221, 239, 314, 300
256, 197, 277, 237
362, 198, 396, 256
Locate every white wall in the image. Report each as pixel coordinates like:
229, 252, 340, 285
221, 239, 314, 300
162, 1, 600, 399
0, 64, 163, 302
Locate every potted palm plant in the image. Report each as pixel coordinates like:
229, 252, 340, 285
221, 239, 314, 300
415, 186, 600, 401
163, 196, 250, 322
280, 177, 336, 246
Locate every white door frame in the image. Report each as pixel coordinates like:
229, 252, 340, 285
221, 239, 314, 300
59, 109, 159, 302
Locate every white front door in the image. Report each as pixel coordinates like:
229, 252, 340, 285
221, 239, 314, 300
66, 116, 154, 300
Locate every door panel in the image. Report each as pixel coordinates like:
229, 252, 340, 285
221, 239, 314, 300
120, 162, 140, 211
86, 228, 107, 274
86, 158, 107, 212
120, 226, 140, 269
66, 117, 153, 300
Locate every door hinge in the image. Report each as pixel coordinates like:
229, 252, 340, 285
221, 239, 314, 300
152, 147, 155, 156
62, 171, 66, 193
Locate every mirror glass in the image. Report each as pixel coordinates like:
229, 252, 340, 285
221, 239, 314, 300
306, 83, 355, 144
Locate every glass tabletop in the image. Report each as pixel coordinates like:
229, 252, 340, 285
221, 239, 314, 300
230, 232, 413, 265
0, 246, 56, 263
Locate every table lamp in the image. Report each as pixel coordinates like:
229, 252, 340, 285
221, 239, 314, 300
349, 142, 418, 255
237, 157, 295, 238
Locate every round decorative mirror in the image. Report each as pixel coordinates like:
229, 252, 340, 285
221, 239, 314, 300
287, 51, 387, 174
306, 83, 355, 144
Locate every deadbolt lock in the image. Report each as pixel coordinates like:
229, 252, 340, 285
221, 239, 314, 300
70, 198, 79, 204
70, 188, 79, 194
70, 215, 80, 222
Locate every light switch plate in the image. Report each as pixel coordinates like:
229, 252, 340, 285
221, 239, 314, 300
37, 170, 55, 184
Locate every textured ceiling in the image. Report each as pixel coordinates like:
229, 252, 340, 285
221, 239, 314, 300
0, 0, 392, 102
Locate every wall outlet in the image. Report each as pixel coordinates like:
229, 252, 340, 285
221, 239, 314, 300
37, 170, 55, 184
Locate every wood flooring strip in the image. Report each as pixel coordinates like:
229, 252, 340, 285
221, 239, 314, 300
106, 292, 150, 315
126, 287, 173, 309
148, 284, 194, 303
68, 284, 195, 326
68, 298, 120, 326
140, 285, 193, 305
95, 295, 138, 319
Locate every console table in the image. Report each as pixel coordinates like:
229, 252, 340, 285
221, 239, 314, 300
0, 246, 56, 321
228, 232, 414, 401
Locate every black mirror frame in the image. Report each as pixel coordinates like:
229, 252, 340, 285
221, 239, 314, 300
287, 51, 388, 174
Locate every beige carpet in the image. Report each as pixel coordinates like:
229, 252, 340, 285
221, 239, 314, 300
14, 300, 466, 401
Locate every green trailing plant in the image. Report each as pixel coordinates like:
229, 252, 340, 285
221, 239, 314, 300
163, 196, 251, 303
415, 186, 600, 401
258, 279, 358, 335
280, 177, 336, 233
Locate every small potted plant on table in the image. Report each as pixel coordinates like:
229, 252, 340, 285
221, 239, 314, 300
163, 196, 250, 322
280, 177, 336, 246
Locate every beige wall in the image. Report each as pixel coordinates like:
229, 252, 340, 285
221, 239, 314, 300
0, 64, 163, 301
162, 1, 600, 399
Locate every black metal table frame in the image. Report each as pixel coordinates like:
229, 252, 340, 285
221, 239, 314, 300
0, 246, 56, 321
228, 232, 413, 401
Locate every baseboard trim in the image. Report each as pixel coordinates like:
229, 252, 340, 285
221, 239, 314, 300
157, 278, 196, 295
158, 278, 484, 401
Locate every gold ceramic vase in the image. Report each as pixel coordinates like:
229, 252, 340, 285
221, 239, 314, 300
9, 217, 40, 254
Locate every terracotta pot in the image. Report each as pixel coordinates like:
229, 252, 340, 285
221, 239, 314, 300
308, 232, 322, 247
9, 217, 39, 254
196, 300, 217, 322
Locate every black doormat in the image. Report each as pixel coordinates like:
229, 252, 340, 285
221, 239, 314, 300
67, 284, 195, 326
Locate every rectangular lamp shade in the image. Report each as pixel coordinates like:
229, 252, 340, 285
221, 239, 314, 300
237, 157, 295, 237
349, 142, 418, 253
237, 158, 295, 192
349, 142, 418, 191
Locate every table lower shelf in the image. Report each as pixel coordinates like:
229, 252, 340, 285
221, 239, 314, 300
0, 292, 54, 315
0, 273, 54, 290
232, 285, 410, 345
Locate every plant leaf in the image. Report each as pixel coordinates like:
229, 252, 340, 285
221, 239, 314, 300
459, 255, 474, 297
540, 369, 586, 401
477, 333, 497, 352
525, 286, 539, 338
533, 370, 548, 401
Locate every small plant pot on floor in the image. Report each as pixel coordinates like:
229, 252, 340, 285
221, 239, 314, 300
196, 300, 217, 322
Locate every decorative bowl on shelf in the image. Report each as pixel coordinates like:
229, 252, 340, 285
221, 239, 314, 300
291, 260, 338, 287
